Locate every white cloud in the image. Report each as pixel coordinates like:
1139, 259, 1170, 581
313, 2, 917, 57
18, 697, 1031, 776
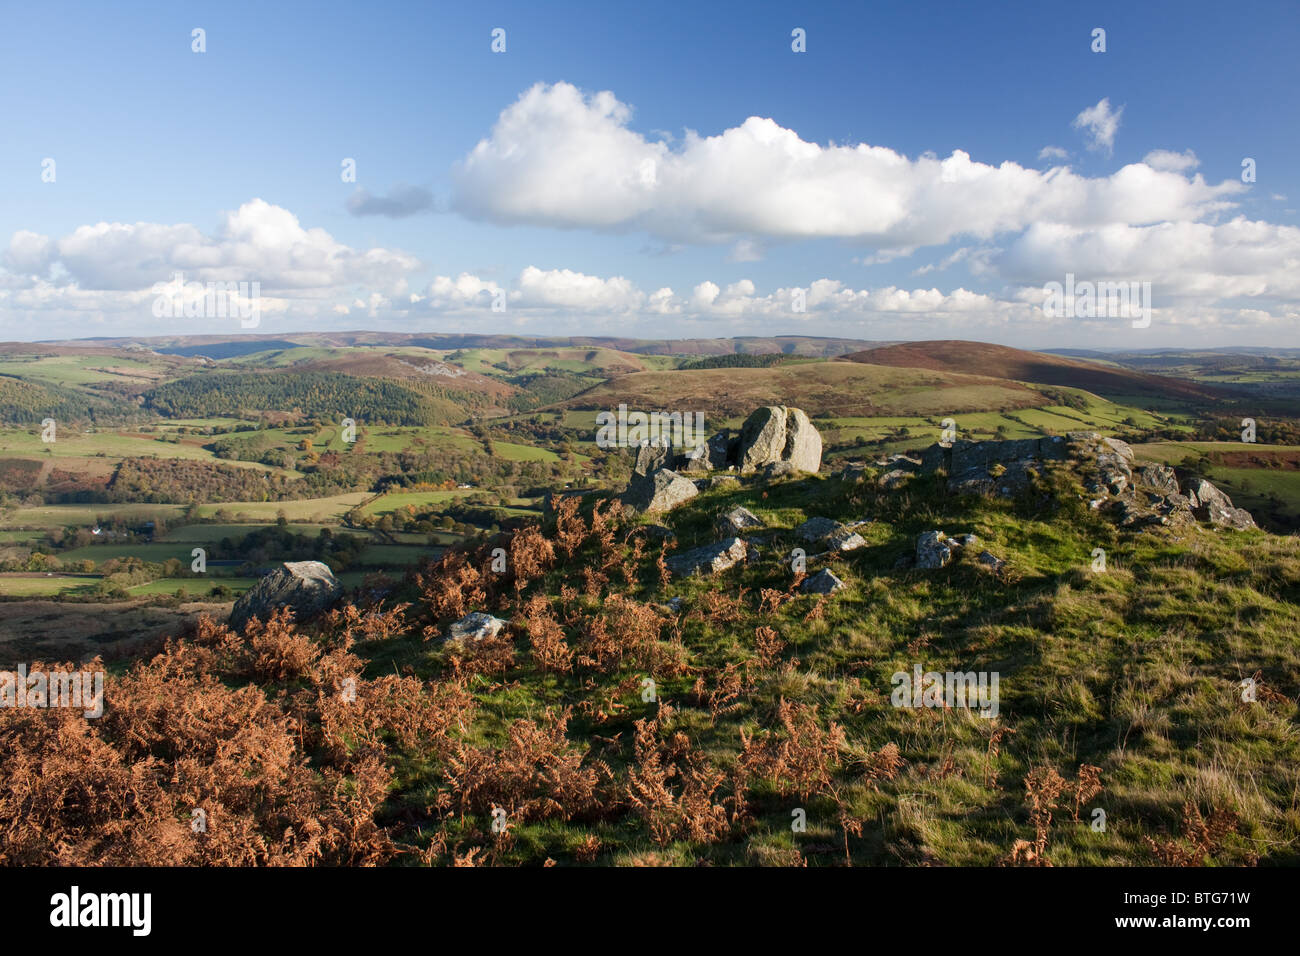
452, 83, 1234, 249
726, 238, 764, 262
1072, 98, 1124, 155
1038, 146, 1069, 161
515, 265, 643, 311
1143, 149, 1199, 173
995, 216, 1300, 302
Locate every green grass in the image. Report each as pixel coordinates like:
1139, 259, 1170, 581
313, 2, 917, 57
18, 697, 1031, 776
126, 576, 257, 597
362, 490, 475, 516
0, 574, 100, 596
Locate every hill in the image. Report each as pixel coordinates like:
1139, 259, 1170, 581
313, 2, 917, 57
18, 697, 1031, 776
841, 341, 1219, 403
555, 361, 1048, 419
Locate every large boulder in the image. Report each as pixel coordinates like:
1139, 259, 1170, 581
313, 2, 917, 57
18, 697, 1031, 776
229, 560, 343, 632
622, 468, 699, 513
737, 406, 822, 474
666, 537, 748, 577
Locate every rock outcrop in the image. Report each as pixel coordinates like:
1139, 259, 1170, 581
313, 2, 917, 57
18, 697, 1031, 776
617, 406, 823, 512
906, 431, 1257, 532
228, 560, 343, 632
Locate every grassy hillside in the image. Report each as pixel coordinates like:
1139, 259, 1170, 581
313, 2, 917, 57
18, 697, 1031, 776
5, 450, 1296, 866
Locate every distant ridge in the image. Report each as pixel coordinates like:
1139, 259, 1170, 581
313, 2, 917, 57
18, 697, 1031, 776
839, 340, 1220, 402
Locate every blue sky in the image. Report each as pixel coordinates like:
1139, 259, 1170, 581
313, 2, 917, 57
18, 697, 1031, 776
1, 0, 1297, 346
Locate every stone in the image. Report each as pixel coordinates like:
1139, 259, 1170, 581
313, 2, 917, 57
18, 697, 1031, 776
1183, 478, 1257, 530
229, 560, 343, 632
665, 537, 748, 577
879, 469, 912, 490
916, 530, 958, 570
633, 440, 673, 477
796, 517, 843, 543
737, 405, 822, 474
230, 561, 343, 634
800, 568, 845, 594
783, 407, 824, 473
915, 530, 975, 570
622, 468, 699, 513
446, 612, 508, 642
977, 550, 1006, 573
824, 527, 867, 553
716, 506, 765, 536
1103, 437, 1135, 460
1137, 464, 1180, 496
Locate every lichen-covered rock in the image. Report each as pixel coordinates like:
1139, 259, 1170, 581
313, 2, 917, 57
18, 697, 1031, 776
665, 537, 748, 577
622, 468, 700, 513
446, 612, 507, 642
1137, 464, 1180, 496
229, 560, 343, 632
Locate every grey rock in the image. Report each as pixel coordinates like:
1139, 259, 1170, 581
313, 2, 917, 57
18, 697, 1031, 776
824, 527, 867, 553
229, 560, 343, 632
1183, 477, 1256, 530
716, 506, 765, 536
977, 550, 1006, 573
800, 568, 845, 594
796, 517, 843, 543
665, 537, 748, 577
633, 440, 673, 477
916, 530, 959, 570
879, 469, 912, 490
1137, 464, 1180, 496
738, 405, 822, 474
622, 468, 700, 513
446, 612, 507, 642
763, 460, 800, 479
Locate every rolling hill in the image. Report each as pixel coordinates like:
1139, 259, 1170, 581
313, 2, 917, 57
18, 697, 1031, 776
840, 341, 1220, 403
555, 360, 1049, 419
